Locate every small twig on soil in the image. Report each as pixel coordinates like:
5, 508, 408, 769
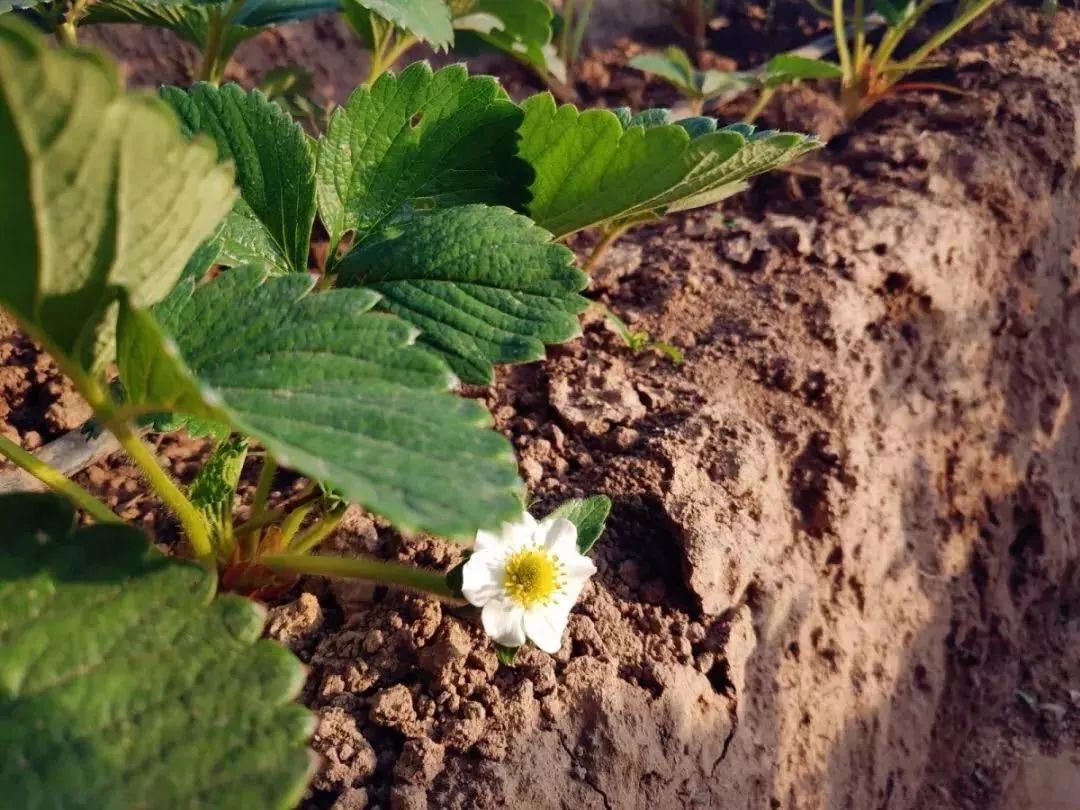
0, 425, 121, 496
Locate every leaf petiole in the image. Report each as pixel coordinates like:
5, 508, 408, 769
0, 433, 120, 525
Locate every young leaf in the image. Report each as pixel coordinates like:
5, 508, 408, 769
189, 435, 249, 543
517, 93, 822, 238
547, 494, 611, 553
315, 62, 531, 253
116, 266, 524, 539
763, 54, 843, 87
451, 0, 552, 45
873, 0, 916, 26
346, 0, 453, 48
0, 493, 313, 808
337, 204, 587, 384
0, 19, 236, 372
629, 46, 698, 94
161, 83, 317, 274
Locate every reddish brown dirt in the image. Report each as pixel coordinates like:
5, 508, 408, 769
4, 5, 1080, 809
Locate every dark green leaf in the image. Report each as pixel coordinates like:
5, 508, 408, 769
162, 83, 317, 274
494, 644, 519, 666
873, 0, 915, 26
518, 93, 822, 238
117, 267, 524, 539
337, 205, 587, 384
0, 493, 313, 809
547, 494, 611, 553
0, 19, 235, 372
315, 62, 531, 253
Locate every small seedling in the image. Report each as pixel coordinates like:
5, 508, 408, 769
825, 0, 1000, 121
629, 45, 755, 115
604, 308, 685, 366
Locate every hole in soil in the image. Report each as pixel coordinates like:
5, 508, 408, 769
883, 271, 910, 293
706, 657, 735, 697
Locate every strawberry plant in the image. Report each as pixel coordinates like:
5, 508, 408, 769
825, 0, 1001, 121
629, 47, 841, 119
0, 11, 818, 799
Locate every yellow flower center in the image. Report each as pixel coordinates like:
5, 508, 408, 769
502, 548, 560, 608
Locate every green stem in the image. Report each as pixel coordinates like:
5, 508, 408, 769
289, 506, 346, 554
110, 422, 213, 560
0, 433, 120, 524
198, 10, 226, 83
277, 502, 315, 548
234, 485, 319, 537
261, 553, 462, 602
897, 0, 999, 72
853, 0, 866, 69
833, 0, 853, 80
56, 21, 78, 46
871, 0, 935, 72
743, 86, 776, 123
250, 454, 276, 523
583, 223, 632, 275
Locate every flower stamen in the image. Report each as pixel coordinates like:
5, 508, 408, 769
502, 548, 560, 608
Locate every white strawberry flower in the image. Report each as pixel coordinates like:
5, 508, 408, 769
461, 511, 597, 654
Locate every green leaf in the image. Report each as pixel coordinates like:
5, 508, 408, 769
763, 54, 843, 87
517, 93, 822, 238
494, 644, 519, 666
315, 62, 531, 253
873, 0, 916, 26
117, 266, 524, 539
451, 0, 552, 45
337, 204, 587, 384
162, 83, 317, 274
189, 435, 249, 541
547, 494, 611, 554
346, 0, 452, 47
0, 492, 313, 809
629, 47, 698, 94
0, 19, 236, 372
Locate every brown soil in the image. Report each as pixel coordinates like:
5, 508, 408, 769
4, 5, 1080, 809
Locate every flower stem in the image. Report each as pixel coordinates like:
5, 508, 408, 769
261, 553, 463, 603
833, 0, 853, 81
0, 433, 120, 524
742, 86, 776, 123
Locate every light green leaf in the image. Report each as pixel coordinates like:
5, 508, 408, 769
517, 93, 822, 238
629, 47, 697, 94
117, 266, 524, 538
345, 0, 452, 47
763, 54, 843, 88
162, 83, 317, 274
0, 19, 235, 372
547, 494, 611, 553
450, 0, 551, 44
189, 435, 249, 541
337, 204, 587, 384
0, 492, 313, 809
315, 62, 531, 253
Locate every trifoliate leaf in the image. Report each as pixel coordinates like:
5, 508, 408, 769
315, 62, 531, 254
0, 19, 236, 372
0, 493, 313, 809
517, 93, 822, 238
116, 266, 524, 539
337, 205, 587, 384
345, 0, 452, 48
547, 494, 611, 553
162, 83, 317, 274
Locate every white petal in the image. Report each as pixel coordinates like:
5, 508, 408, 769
524, 606, 571, 654
537, 517, 579, 558
562, 553, 597, 584
482, 597, 527, 647
461, 551, 505, 607
504, 511, 538, 549
474, 528, 504, 555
